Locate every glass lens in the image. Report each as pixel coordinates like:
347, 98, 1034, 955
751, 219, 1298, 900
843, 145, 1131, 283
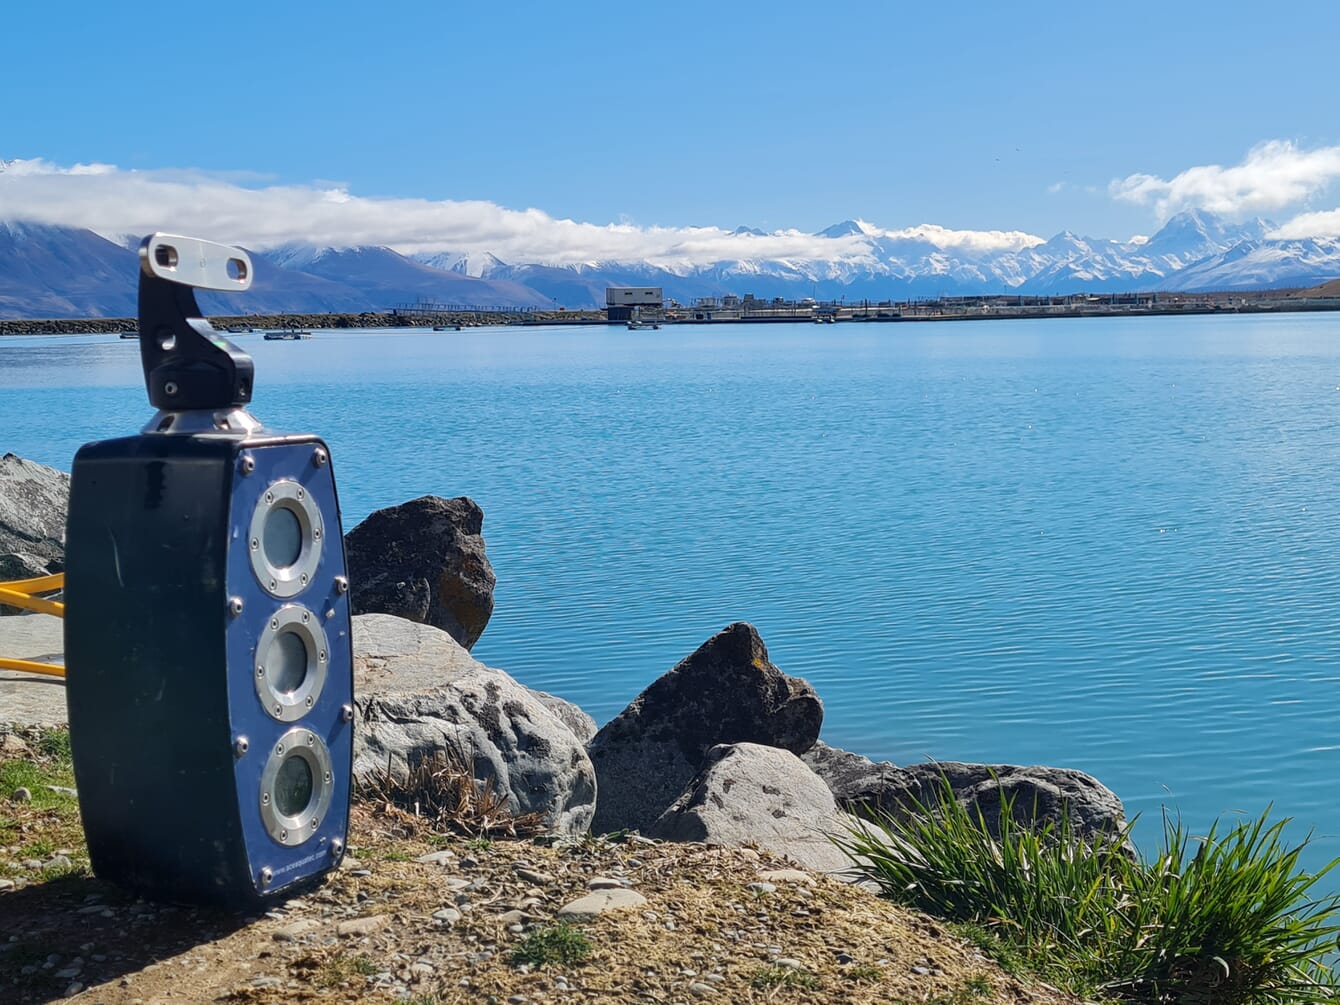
274, 754, 314, 817
262, 505, 303, 569
269, 630, 308, 695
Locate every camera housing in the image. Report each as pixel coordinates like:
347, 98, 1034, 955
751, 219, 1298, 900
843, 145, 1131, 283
64, 235, 353, 906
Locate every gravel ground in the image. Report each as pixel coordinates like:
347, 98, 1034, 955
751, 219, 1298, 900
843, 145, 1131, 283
0, 735, 1086, 1005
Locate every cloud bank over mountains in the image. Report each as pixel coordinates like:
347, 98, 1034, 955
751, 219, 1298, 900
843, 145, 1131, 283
3, 141, 1340, 320
0, 157, 869, 267
5, 140, 1340, 267
1110, 140, 1340, 233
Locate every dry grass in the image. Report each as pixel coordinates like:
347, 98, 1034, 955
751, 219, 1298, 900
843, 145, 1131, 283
355, 747, 549, 839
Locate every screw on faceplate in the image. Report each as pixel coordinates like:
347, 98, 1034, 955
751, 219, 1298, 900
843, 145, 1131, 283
233, 736, 249, 757
239, 454, 256, 475
341, 704, 354, 723
259, 867, 273, 887
330, 838, 344, 857
313, 448, 329, 468
334, 576, 349, 595
228, 596, 244, 617
163, 381, 179, 397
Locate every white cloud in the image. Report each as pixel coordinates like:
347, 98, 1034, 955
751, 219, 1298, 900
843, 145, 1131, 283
1110, 140, 1340, 220
1, 157, 117, 177
0, 158, 877, 267
874, 222, 1044, 253
1270, 208, 1340, 240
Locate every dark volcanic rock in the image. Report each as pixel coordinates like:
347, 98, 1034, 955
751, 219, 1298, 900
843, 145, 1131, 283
587, 622, 824, 835
0, 453, 70, 583
801, 740, 901, 798
345, 495, 496, 651
804, 742, 1127, 844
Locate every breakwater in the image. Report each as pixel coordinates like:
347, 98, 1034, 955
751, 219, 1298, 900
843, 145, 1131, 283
0, 309, 606, 336
3, 291, 1340, 336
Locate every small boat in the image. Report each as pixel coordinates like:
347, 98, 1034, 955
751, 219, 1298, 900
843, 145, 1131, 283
433, 324, 464, 331
626, 308, 661, 330
263, 329, 312, 341
117, 331, 139, 340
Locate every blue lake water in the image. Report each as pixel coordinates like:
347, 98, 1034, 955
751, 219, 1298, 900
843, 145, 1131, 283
4, 315, 1340, 871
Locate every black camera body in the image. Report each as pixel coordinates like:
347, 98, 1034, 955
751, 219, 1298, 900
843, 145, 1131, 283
64, 235, 353, 907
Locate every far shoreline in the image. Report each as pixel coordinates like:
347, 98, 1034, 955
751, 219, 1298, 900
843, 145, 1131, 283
2, 287, 1340, 336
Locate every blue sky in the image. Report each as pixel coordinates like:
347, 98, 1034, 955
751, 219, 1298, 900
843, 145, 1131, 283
5, 0, 1340, 262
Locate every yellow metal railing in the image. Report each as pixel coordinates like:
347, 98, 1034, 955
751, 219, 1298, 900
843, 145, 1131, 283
0, 573, 66, 678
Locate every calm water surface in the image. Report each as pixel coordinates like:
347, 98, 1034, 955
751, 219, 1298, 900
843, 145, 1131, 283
5, 314, 1340, 867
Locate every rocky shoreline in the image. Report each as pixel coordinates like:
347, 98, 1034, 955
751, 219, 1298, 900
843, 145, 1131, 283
0, 456, 1129, 870
0, 455, 1113, 1003
0, 310, 607, 336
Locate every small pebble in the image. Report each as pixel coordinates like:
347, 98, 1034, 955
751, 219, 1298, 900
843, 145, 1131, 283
415, 850, 456, 865
758, 868, 815, 885
272, 919, 321, 942
337, 915, 389, 937
514, 866, 553, 885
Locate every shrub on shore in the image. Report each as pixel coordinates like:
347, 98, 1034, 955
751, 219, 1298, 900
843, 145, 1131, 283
836, 773, 1340, 1004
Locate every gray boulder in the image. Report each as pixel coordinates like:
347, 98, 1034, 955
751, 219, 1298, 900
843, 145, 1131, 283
588, 622, 823, 835
528, 689, 598, 745
647, 742, 857, 874
801, 740, 901, 796
352, 613, 595, 835
0, 454, 70, 583
804, 742, 1127, 844
345, 496, 496, 651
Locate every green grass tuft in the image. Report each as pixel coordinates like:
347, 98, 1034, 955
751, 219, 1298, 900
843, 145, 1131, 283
509, 923, 592, 969
836, 772, 1340, 1003
749, 964, 820, 990
36, 727, 73, 765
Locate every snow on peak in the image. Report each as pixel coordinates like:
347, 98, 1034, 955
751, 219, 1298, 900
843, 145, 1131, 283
817, 219, 877, 239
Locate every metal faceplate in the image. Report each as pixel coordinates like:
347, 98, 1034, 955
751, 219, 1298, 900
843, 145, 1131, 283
224, 436, 352, 896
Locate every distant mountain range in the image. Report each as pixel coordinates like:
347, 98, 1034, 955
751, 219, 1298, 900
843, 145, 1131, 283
2, 211, 1339, 319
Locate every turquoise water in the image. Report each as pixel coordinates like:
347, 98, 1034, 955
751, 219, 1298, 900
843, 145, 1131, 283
5, 315, 1340, 867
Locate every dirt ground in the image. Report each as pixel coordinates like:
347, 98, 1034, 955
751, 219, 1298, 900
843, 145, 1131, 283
0, 739, 1087, 1005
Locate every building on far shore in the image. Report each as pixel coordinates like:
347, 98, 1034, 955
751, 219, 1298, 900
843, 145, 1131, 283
605, 287, 663, 322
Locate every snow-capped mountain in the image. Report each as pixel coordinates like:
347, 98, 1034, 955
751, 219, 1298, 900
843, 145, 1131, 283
0, 210, 1337, 319
0, 221, 137, 318
415, 250, 508, 278
1152, 236, 1340, 291
251, 245, 551, 307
